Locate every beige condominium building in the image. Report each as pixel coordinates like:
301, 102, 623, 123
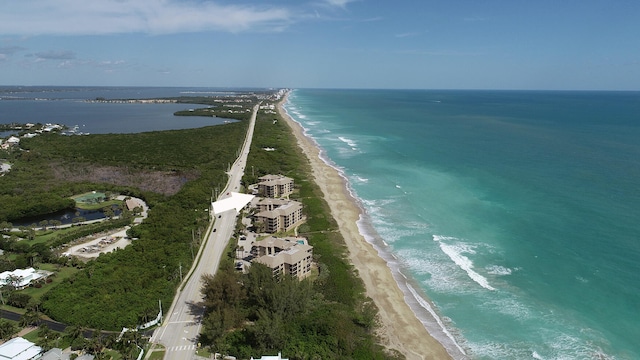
254, 198, 304, 233
257, 174, 294, 198
252, 236, 313, 280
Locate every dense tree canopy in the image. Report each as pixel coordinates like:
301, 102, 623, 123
0, 99, 253, 329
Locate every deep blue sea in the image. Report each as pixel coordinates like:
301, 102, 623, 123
0, 86, 243, 134
284, 89, 640, 360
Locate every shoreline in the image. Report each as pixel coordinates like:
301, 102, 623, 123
277, 91, 460, 360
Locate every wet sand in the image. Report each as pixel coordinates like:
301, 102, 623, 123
277, 93, 453, 360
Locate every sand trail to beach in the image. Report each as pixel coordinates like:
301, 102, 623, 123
278, 94, 453, 360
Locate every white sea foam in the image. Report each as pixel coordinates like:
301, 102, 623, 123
466, 325, 616, 360
352, 175, 369, 183
486, 264, 513, 276
400, 249, 474, 294
285, 96, 469, 359
406, 284, 467, 356
485, 297, 532, 320
434, 235, 496, 291
575, 275, 589, 283
338, 136, 358, 150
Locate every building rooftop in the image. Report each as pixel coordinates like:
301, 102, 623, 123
0, 337, 42, 360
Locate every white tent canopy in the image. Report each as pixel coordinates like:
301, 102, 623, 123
211, 192, 255, 215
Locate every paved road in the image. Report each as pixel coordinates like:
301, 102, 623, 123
150, 103, 259, 360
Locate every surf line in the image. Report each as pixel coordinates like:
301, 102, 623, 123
433, 235, 496, 291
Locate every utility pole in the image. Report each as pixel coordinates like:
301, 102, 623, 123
179, 262, 182, 283
191, 230, 195, 260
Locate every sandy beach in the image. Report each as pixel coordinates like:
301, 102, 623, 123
277, 94, 453, 360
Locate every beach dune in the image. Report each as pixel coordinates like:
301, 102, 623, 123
278, 94, 453, 360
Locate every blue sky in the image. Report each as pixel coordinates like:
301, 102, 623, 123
1, 0, 639, 90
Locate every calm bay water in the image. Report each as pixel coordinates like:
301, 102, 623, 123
0, 86, 241, 134
284, 89, 640, 359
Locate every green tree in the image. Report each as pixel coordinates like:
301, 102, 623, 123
0, 319, 17, 340
19, 309, 41, 327
37, 324, 56, 351
65, 324, 87, 350
0, 221, 12, 232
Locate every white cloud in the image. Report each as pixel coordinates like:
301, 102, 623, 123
0, 0, 293, 35
324, 0, 357, 8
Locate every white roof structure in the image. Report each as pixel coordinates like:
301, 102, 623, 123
0, 337, 42, 360
250, 352, 288, 360
0, 268, 43, 289
211, 192, 255, 215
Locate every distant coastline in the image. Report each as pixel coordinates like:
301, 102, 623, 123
85, 98, 178, 104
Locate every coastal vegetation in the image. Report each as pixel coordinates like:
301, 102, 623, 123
0, 104, 251, 331
196, 102, 400, 359
0, 92, 397, 359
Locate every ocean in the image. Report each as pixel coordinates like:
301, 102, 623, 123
284, 89, 640, 360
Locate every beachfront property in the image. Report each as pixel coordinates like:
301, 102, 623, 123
259, 103, 277, 114
257, 174, 294, 198
252, 236, 313, 280
0, 268, 51, 290
253, 198, 304, 233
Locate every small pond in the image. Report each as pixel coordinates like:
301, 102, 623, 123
12, 205, 122, 227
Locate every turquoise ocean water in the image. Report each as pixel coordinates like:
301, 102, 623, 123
284, 89, 640, 360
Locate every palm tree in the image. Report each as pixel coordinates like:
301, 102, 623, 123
19, 309, 40, 327
85, 330, 105, 356
0, 319, 17, 340
37, 324, 55, 351
64, 324, 87, 350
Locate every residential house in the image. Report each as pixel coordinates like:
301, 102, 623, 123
0, 337, 42, 360
0, 268, 47, 290
39, 348, 94, 360
5, 137, 20, 145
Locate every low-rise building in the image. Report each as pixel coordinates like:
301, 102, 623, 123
0, 337, 42, 360
0, 268, 48, 290
5, 137, 20, 145
252, 237, 313, 280
257, 175, 294, 198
